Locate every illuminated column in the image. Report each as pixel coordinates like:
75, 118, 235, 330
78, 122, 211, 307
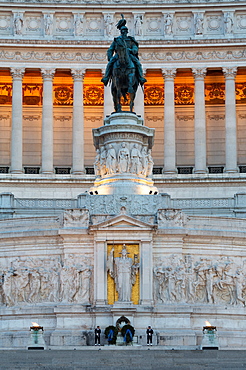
94, 239, 106, 305
140, 240, 153, 305
192, 67, 207, 173
41, 68, 55, 174
162, 68, 177, 174
103, 68, 114, 117
71, 68, 85, 175
134, 69, 146, 119
223, 67, 238, 173
10, 67, 25, 173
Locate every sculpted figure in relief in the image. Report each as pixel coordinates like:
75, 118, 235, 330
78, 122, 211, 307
100, 146, 107, 177
107, 244, 139, 302
0, 256, 92, 306
14, 13, 23, 35
104, 14, 114, 37
44, 14, 53, 36
146, 149, 154, 178
74, 13, 83, 36
118, 142, 130, 173
135, 15, 143, 37
195, 13, 203, 35
153, 255, 246, 306
94, 149, 101, 178
130, 144, 142, 175
224, 13, 233, 34
106, 144, 117, 174
164, 13, 173, 36
141, 147, 148, 176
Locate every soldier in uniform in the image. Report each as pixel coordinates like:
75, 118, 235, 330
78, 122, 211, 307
95, 325, 101, 346
146, 325, 153, 346
101, 14, 147, 92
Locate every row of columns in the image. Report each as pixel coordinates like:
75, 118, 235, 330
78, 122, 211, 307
162, 66, 238, 174
10, 67, 86, 174
9, 66, 238, 175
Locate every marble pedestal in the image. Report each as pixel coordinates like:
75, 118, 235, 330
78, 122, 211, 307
91, 112, 157, 195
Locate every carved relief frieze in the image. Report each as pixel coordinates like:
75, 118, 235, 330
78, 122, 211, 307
1, 47, 246, 64
154, 254, 246, 306
63, 209, 89, 227
177, 115, 194, 121
158, 209, 188, 227
0, 255, 93, 306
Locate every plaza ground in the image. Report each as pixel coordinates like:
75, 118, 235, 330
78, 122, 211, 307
0, 348, 246, 370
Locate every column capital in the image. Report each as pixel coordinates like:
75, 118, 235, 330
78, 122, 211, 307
192, 67, 207, 79
71, 68, 86, 81
41, 68, 55, 80
222, 67, 237, 79
162, 68, 176, 79
10, 67, 25, 80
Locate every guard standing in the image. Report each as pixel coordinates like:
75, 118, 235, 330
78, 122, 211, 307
146, 325, 153, 346
95, 325, 101, 346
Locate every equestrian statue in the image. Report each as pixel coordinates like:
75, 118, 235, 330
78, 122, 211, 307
101, 14, 147, 113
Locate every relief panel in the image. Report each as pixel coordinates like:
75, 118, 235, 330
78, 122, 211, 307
0, 12, 12, 35
54, 13, 73, 36
175, 13, 192, 36
205, 13, 223, 35
24, 13, 42, 36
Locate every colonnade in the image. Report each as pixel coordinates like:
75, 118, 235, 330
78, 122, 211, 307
6, 66, 238, 174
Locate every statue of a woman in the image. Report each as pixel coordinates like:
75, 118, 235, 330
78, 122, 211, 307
107, 245, 139, 302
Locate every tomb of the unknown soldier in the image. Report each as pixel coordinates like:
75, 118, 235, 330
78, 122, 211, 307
1, 1, 246, 366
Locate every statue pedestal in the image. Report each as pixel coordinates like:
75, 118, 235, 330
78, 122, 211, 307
91, 112, 158, 195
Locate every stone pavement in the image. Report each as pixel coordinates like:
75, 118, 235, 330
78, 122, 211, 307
1, 348, 246, 370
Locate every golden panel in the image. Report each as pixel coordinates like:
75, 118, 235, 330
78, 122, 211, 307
144, 85, 164, 105
0, 83, 12, 105
107, 243, 140, 305
174, 84, 194, 105
205, 83, 225, 104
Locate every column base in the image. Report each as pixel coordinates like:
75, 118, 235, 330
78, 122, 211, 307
193, 168, 208, 174
223, 167, 239, 173
163, 169, 178, 174
72, 171, 85, 175
41, 171, 54, 175
10, 169, 23, 174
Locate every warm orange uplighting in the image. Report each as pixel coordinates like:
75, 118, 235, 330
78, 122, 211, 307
205, 321, 212, 327
31, 322, 40, 327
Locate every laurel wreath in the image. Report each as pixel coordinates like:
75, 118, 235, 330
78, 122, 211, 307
121, 324, 135, 344
104, 325, 118, 345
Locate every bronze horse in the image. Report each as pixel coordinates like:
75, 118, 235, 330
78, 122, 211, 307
111, 37, 138, 113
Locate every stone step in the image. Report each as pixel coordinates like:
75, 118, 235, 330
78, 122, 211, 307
1, 349, 246, 370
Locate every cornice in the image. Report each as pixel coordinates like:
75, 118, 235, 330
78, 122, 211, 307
0, 45, 246, 66
0, 38, 246, 48
0, 0, 245, 4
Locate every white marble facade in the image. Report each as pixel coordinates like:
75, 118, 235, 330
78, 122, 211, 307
1, 0, 246, 350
